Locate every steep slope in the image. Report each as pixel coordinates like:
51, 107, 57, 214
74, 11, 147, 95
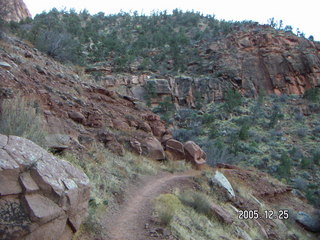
0, 0, 31, 22
0, 35, 168, 159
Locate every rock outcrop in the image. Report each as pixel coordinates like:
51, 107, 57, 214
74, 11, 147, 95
0, 134, 90, 240
0, 0, 31, 22
205, 26, 320, 97
95, 26, 320, 108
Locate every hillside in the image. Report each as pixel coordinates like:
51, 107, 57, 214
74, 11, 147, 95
0, 7, 320, 240
9, 9, 320, 98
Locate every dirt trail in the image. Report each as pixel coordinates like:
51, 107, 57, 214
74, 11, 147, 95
105, 170, 200, 240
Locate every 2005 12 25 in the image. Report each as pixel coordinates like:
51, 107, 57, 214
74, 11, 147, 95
238, 209, 289, 220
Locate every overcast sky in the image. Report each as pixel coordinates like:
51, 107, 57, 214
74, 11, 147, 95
24, 0, 319, 40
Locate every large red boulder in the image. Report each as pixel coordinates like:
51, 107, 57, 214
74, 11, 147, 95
165, 139, 185, 161
141, 136, 165, 160
184, 141, 206, 166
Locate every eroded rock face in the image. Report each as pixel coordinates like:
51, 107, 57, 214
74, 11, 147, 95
205, 27, 320, 97
0, 0, 31, 22
0, 134, 90, 240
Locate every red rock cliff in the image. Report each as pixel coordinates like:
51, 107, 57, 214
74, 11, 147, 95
0, 0, 31, 22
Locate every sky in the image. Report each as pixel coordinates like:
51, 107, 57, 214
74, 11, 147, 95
23, 0, 319, 40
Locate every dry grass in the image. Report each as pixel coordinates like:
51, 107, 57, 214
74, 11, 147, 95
178, 191, 212, 217
0, 96, 46, 147
64, 143, 177, 239
154, 194, 182, 225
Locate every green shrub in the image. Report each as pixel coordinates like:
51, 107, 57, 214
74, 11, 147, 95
303, 88, 320, 103
143, 81, 157, 106
35, 30, 83, 64
194, 90, 204, 110
0, 97, 46, 147
300, 157, 312, 169
172, 128, 198, 142
222, 89, 243, 113
153, 96, 175, 124
203, 140, 239, 166
277, 152, 292, 179
208, 124, 219, 139
312, 150, 320, 165
268, 104, 284, 128
202, 113, 215, 126
295, 127, 308, 138
239, 123, 250, 140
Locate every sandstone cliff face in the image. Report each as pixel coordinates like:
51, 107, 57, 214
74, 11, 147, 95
0, 134, 90, 240
205, 26, 320, 96
0, 0, 31, 22
93, 26, 320, 107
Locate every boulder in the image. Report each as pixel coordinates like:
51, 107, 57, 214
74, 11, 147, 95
210, 202, 233, 224
141, 136, 165, 160
210, 171, 235, 198
148, 120, 166, 137
97, 130, 124, 155
165, 139, 185, 161
184, 141, 206, 166
295, 212, 320, 232
0, 61, 12, 70
0, 134, 90, 240
68, 111, 86, 124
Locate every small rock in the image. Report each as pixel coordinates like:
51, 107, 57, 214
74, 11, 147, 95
45, 134, 73, 151
35, 65, 46, 75
24, 52, 33, 58
68, 111, 86, 124
0, 61, 12, 70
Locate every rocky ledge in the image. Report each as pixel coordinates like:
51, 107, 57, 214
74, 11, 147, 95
0, 134, 90, 240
